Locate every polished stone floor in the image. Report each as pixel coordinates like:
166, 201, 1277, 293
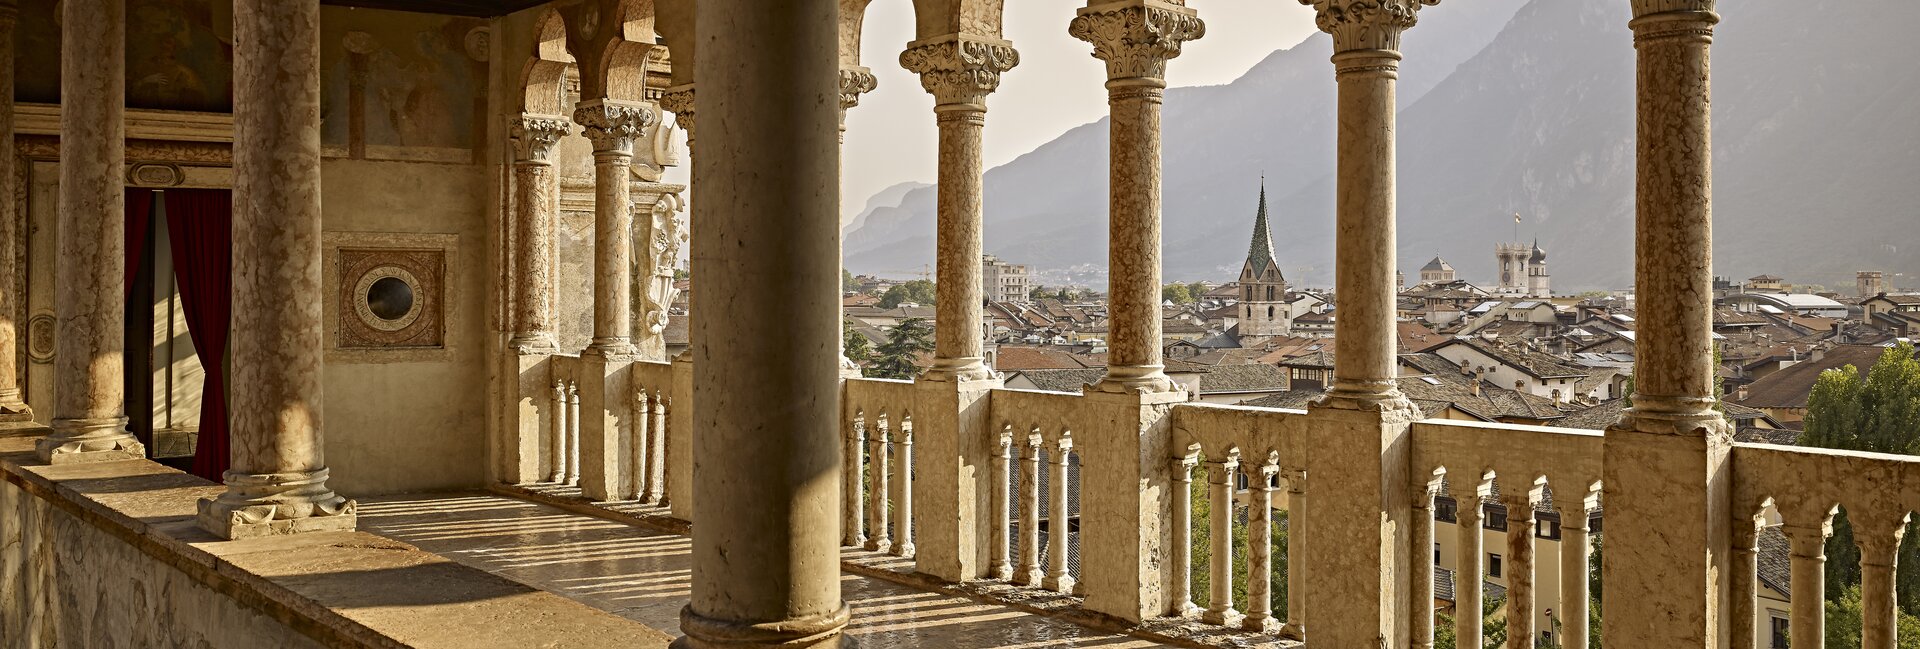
358, 493, 1165, 648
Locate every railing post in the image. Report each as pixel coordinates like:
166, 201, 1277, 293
867, 413, 893, 553
910, 379, 999, 581
1203, 452, 1243, 626
1246, 460, 1281, 633
1857, 511, 1907, 649
1170, 454, 1199, 617
1452, 478, 1490, 649
576, 359, 631, 501
843, 408, 867, 548
667, 352, 694, 519
1078, 389, 1184, 622
1559, 490, 1598, 649
1411, 476, 1439, 649
1604, 2, 1729, 647
1044, 435, 1075, 593
1283, 467, 1309, 640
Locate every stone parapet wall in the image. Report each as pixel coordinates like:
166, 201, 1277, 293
0, 425, 671, 648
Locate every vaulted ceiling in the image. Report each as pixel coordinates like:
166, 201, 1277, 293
321, 0, 555, 18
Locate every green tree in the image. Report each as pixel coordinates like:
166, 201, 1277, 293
1434, 594, 1508, 649
1189, 281, 1211, 302
1162, 283, 1194, 305
867, 317, 933, 380
878, 279, 937, 309
843, 319, 872, 364
1030, 285, 1052, 301
1057, 288, 1073, 301
1802, 343, 1920, 614
1825, 584, 1920, 649
843, 269, 861, 293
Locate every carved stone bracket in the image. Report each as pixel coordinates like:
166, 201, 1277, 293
1298, 0, 1439, 52
1069, 1, 1204, 82
838, 66, 879, 111
899, 36, 1018, 107
658, 86, 695, 141
511, 114, 572, 164
573, 99, 656, 157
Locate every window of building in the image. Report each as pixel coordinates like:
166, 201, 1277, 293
1488, 553, 1503, 578
1769, 616, 1789, 648
1435, 543, 1442, 565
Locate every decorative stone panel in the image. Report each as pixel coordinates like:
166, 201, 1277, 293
322, 232, 460, 362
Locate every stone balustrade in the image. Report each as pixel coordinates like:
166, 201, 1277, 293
843, 377, 917, 555
988, 387, 1086, 595
1168, 403, 1311, 635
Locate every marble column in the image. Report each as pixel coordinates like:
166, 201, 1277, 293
1244, 462, 1280, 632
1858, 516, 1905, 649
197, 0, 354, 539
1557, 498, 1593, 649
1782, 519, 1831, 649
1410, 484, 1437, 649
1602, 2, 1729, 646
1071, 0, 1202, 395
1451, 484, 1486, 649
1501, 492, 1536, 649
1169, 455, 1198, 617
676, 0, 846, 645
1297, 2, 1435, 645
574, 99, 655, 358
1202, 455, 1240, 626
0, 0, 28, 423
37, 0, 144, 463
900, 36, 1017, 382
508, 116, 570, 352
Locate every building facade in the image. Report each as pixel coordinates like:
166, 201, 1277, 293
982, 254, 1032, 304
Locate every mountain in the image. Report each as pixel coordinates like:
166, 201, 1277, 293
844, 0, 1920, 293
844, 180, 930, 231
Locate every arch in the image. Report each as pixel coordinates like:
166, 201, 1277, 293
560, 0, 662, 102
519, 9, 573, 115
910, 0, 1007, 41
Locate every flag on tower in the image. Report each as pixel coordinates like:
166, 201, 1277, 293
1514, 212, 1522, 223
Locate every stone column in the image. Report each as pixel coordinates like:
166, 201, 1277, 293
1071, 0, 1202, 395
658, 87, 698, 522
197, 0, 354, 539
508, 115, 570, 352
1451, 485, 1486, 649
1501, 492, 1536, 649
0, 0, 29, 423
1043, 436, 1073, 593
1411, 483, 1437, 649
676, 0, 846, 645
1558, 498, 1593, 649
1297, 2, 1436, 645
1782, 519, 1831, 649
1858, 516, 1905, 649
1244, 462, 1280, 632
900, 36, 1017, 382
37, 0, 144, 463
1202, 454, 1241, 625
1602, 2, 1729, 646
1169, 455, 1198, 617
574, 99, 654, 358
1283, 468, 1308, 640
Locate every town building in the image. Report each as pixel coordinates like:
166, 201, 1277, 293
1859, 270, 1887, 297
982, 254, 1032, 304
1420, 255, 1457, 284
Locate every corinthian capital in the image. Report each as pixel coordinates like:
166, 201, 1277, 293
899, 36, 1019, 107
510, 114, 571, 163
1299, 0, 1438, 52
1069, 1, 1204, 83
658, 85, 695, 139
574, 99, 656, 156
838, 66, 879, 111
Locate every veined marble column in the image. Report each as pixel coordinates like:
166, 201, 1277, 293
1501, 491, 1536, 649
197, 0, 354, 539
900, 36, 1017, 382
676, 0, 846, 646
37, 0, 143, 462
575, 99, 655, 358
508, 115, 570, 352
1072, 1, 1201, 395
0, 1, 28, 422
1602, 2, 1729, 646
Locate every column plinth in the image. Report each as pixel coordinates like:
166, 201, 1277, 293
198, 0, 353, 539
1071, 1, 1202, 396
509, 115, 570, 354
575, 99, 656, 359
40, 0, 143, 463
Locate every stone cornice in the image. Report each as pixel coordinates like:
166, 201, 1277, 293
839, 66, 879, 111
573, 99, 656, 156
510, 114, 571, 164
1298, 0, 1439, 53
898, 36, 1019, 108
1070, 1, 1204, 82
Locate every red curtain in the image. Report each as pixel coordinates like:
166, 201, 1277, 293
125, 189, 155, 296
163, 189, 233, 481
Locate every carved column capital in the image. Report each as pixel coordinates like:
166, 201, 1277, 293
1629, 1, 1718, 43
1070, 1, 1204, 83
1631, 0, 1716, 20
658, 85, 695, 142
899, 36, 1018, 108
510, 114, 570, 164
1299, 0, 1437, 53
573, 99, 656, 157
838, 66, 879, 111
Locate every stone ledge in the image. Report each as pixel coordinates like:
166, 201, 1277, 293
0, 431, 672, 648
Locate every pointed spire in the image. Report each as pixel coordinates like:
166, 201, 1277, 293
1246, 179, 1278, 279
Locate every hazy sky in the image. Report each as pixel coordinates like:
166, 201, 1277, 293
837, 2, 1320, 222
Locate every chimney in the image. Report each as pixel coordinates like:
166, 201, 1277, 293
1736, 384, 1749, 402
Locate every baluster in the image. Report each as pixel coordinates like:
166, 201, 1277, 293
566, 381, 581, 486
1502, 484, 1539, 649
1412, 476, 1437, 649
549, 380, 567, 483
893, 415, 915, 558
1859, 511, 1908, 649
1203, 452, 1242, 625
631, 390, 650, 500
1452, 478, 1489, 649
1558, 488, 1597, 649
990, 429, 1013, 580
1016, 429, 1043, 586
866, 412, 892, 553
1170, 454, 1199, 617
1283, 467, 1307, 640
1782, 512, 1835, 649
1728, 511, 1760, 649
843, 409, 866, 547
647, 392, 668, 503
1245, 460, 1280, 632
1044, 435, 1074, 593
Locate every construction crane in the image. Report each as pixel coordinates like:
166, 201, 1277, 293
876, 264, 932, 281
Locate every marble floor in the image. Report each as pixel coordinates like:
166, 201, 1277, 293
358, 493, 1166, 648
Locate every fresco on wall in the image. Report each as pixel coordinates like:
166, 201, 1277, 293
320, 8, 488, 163
14, 0, 234, 112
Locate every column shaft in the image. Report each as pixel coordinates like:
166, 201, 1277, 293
1784, 523, 1828, 649
39, 0, 144, 462
1170, 457, 1197, 616
197, 0, 353, 539
679, 0, 846, 644
509, 116, 569, 351
1017, 436, 1043, 585
1502, 496, 1535, 649
989, 434, 1013, 580
1283, 470, 1308, 640
1453, 493, 1485, 649
1328, 48, 1401, 404
0, 1, 27, 420
1860, 523, 1904, 649
575, 100, 654, 358
1411, 487, 1435, 649
1043, 440, 1074, 593
1559, 505, 1592, 649
1245, 466, 1278, 632
1202, 458, 1240, 625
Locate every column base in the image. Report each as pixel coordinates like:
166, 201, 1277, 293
920, 357, 994, 383
1043, 574, 1075, 594
196, 468, 357, 540
36, 417, 144, 464
1092, 364, 1177, 395
1280, 622, 1306, 641
1242, 613, 1281, 633
584, 340, 639, 359
1312, 382, 1419, 415
1201, 607, 1244, 627
673, 603, 851, 649
0, 392, 34, 422
508, 333, 558, 355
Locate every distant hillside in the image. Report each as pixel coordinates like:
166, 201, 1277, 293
844, 0, 1920, 292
